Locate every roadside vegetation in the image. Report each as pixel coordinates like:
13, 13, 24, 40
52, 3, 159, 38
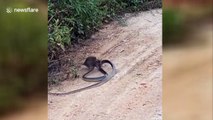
48, 0, 162, 84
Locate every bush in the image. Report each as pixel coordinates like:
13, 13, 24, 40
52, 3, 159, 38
48, 0, 162, 60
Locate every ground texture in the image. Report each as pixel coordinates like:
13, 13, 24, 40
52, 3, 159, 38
48, 9, 162, 120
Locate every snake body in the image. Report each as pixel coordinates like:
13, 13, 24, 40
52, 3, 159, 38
48, 57, 116, 96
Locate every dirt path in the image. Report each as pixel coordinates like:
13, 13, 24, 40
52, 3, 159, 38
48, 9, 162, 120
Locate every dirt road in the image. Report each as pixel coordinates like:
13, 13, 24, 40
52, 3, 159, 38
48, 9, 162, 120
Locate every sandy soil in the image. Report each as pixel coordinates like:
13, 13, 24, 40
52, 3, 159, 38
48, 9, 162, 120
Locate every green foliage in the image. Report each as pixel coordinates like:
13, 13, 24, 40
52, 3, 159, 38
48, 0, 162, 59
49, 19, 71, 54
